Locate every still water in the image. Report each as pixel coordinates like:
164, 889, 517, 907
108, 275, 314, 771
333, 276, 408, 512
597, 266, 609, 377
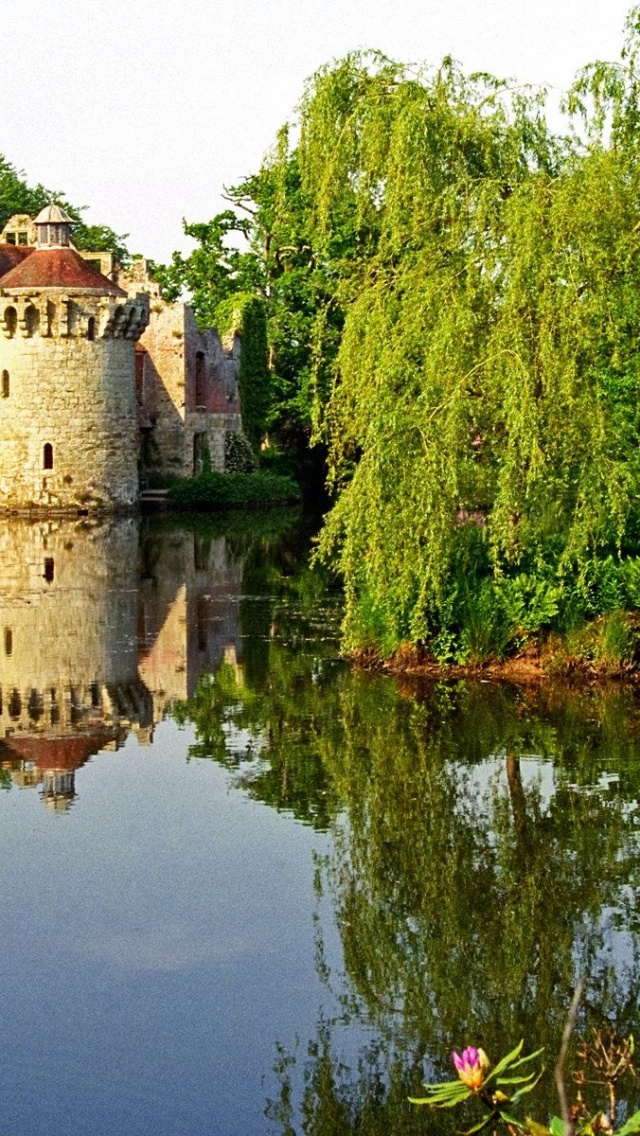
0, 511, 639, 1134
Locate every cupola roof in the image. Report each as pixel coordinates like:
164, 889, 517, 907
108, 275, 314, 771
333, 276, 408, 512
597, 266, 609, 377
33, 203, 74, 225
0, 246, 126, 294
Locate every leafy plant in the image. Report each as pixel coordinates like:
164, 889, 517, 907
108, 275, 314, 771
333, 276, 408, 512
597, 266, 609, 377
410, 1040, 544, 1134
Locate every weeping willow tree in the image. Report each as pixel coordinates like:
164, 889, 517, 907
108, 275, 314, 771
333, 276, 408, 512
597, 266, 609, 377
283, 11, 640, 659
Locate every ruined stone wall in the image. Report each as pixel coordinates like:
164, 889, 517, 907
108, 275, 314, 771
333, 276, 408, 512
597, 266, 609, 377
137, 299, 188, 478
138, 300, 243, 477
0, 292, 148, 512
0, 215, 36, 246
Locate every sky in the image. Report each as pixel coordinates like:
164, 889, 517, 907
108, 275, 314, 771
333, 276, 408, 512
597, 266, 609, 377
2, 0, 635, 263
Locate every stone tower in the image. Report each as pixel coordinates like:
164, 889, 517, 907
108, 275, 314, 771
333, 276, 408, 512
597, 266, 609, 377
0, 205, 149, 513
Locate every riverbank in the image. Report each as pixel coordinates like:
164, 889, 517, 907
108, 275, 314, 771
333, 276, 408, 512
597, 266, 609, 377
352, 614, 640, 686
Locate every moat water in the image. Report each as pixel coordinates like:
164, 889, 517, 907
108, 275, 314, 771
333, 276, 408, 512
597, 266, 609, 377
1, 510, 640, 1135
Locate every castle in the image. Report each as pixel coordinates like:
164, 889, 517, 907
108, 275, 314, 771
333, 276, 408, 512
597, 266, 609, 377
0, 207, 244, 513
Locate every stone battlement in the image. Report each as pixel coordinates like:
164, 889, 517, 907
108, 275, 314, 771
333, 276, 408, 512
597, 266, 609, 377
0, 294, 149, 341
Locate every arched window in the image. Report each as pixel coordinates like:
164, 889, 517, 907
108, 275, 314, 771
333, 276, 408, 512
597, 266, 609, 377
43, 443, 53, 470
28, 689, 43, 722
4, 306, 17, 338
135, 347, 145, 404
24, 304, 38, 337
1, 371, 9, 398
44, 558, 54, 584
4, 628, 12, 656
87, 316, 95, 341
195, 351, 206, 408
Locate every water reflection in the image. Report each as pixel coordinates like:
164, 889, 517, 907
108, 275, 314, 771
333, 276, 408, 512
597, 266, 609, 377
2, 512, 640, 1133
0, 515, 246, 809
179, 654, 640, 1129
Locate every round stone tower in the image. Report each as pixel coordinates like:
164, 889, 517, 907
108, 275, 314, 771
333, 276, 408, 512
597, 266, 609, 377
0, 205, 149, 513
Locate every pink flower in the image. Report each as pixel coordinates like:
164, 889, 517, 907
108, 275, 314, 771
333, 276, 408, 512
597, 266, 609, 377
452, 1046, 490, 1091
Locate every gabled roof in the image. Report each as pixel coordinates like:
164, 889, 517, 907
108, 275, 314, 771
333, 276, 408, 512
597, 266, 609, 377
0, 246, 126, 294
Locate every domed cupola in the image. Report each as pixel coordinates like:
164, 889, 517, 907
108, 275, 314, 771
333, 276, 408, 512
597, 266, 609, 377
33, 204, 74, 249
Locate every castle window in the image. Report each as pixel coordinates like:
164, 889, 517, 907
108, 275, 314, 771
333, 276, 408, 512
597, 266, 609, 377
5, 233, 15, 246
24, 304, 38, 337
87, 316, 95, 341
193, 432, 206, 476
43, 558, 54, 584
135, 349, 145, 404
17, 232, 28, 246
43, 443, 53, 470
4, 628, 12, 656
1, 371, 9, 398
8, 689, 21, 720
28, 689, 43, 722
4, 307, 17, 338
195, 352, 206, 408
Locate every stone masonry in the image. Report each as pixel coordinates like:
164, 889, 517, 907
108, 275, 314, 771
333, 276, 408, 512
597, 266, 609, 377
0, 211, 245, 512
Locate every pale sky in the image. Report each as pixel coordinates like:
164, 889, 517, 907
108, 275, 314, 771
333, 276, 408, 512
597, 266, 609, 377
2, 0, 635, 262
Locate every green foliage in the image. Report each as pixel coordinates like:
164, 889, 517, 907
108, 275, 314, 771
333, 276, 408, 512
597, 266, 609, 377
284, 21, 640, 658
411, 1035, 640, 1136
0, 156, 51, 224
497, 576, 561, 636
411, 1040, 544, 1134
149, 211, 258, 326
167, 469, 301, 509
234, 296, 271, 451
152, 140, 343, 478
0, 154, 129, 261
224, 430, 258, 472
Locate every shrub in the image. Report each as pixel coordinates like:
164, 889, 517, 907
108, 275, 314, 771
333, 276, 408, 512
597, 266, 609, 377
224, 431, 258, 473
167, 470, 301, 509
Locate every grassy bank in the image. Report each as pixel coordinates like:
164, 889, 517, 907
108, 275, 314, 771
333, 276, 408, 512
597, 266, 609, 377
354, 609, 640, 683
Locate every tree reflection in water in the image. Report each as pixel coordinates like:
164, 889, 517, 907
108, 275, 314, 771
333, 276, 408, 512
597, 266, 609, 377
174, 531, 640, 1133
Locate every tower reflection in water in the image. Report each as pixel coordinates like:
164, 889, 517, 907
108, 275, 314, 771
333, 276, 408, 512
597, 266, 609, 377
0, 517, 244, 809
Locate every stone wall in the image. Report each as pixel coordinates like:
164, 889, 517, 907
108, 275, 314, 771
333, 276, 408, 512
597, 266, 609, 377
0, 291, 149, 512
0, 215, 36, 246
136, 296, 243, 478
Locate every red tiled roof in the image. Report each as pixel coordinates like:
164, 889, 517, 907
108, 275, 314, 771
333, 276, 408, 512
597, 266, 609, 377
0, 247, 125, 294
0, 731, 115, 770
0, 244, 33, 277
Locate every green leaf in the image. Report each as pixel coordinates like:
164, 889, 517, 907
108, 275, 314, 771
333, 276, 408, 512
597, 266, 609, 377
418, 1082, 470, 1102
498, 1110, 527, 1129
511, 1072, 545, 1102
508, 1047, 545, 1070
485, 1040, 525, 1084
462, 1115, 495, 1135
420, 1080, 467, 1096
496, 1073, 538, 1085
550, 1116, 568, 1136
525, 1120, 552, 1136
409, 1085, 470, 1107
